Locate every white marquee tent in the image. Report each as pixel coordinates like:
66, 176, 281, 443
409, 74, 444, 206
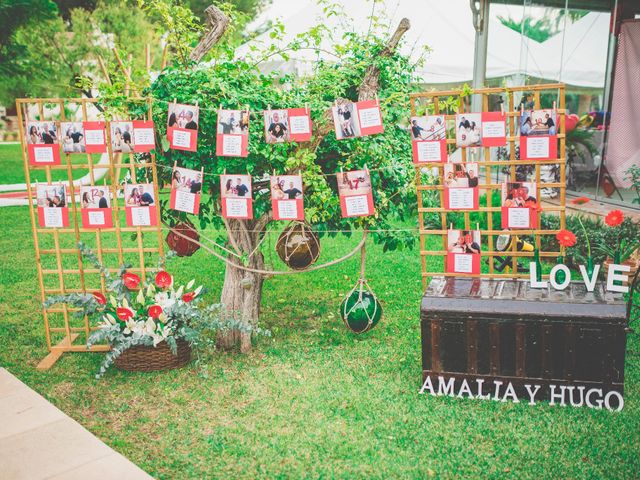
236, 0, 610, 89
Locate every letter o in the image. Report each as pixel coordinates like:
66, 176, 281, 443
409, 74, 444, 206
604, 391, 624, 412
549, 264, 571, 290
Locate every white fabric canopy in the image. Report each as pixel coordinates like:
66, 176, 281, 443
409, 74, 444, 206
237, 0, 609, 88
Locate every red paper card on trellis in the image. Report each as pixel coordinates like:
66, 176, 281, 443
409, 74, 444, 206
167, 103, 199, 152
82, 121, 107, 153
481, 111, 507, 147
501, 181, 538, 228
270, 175, 304, 221
132, 120, 155, 153
124, 183, 157, 227
216, 109, 249, 157
410, 115, 447, 163
338, 169, 374, 218
520, 109, 558, 160
443, 163, 479, 210
221, 174, 253, 219
446, 229, 482, 274
26, 121, 61, 166
170, 166, 202, 215
36, 184, 69, 228
80, 186, 113, 229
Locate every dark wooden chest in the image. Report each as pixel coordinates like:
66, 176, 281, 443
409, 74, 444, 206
420, 277, 629, 400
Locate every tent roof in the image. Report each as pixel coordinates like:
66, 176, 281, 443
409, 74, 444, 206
237, 0, 609, 88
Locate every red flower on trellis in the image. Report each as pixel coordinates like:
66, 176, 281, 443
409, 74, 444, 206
116, 307, 134, 321
122, 272, 141, 289
570, 196, 590, 205
155, 271, 172, 289
556, 229, 577, 248
182, 292, 196, 303
604, 210, 624, 227
92, 292, 106, 305
148, 305, 163, 318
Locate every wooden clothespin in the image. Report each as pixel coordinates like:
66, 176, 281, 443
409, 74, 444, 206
195, 100, 199, 108
552, 100, 557, 111
476, 222, 479, 231
173, 160, 177, 172
267, 104, 271, 112
305, 103, 309, 115
173, 98, 177, 105
449, 223, 453, 231
500, 102, 505, 117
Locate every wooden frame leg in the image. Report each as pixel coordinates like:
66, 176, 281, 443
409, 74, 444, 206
36, 334, 79, 371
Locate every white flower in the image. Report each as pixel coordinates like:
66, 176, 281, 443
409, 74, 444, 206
104, 313, 117, 325
187, 279, 195, 289
136, 288, 145, 305
154, 292, 175, 309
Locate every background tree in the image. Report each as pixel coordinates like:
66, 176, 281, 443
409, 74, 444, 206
125, 3, 418, 351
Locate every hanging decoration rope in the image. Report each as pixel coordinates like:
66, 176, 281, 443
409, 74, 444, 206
340, 240, 383, 334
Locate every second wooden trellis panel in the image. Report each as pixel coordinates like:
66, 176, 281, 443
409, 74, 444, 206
409, 84, 567, 290
17, 97, 165, 370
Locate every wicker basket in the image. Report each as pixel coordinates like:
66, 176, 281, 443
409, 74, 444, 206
113, 338, 192, 372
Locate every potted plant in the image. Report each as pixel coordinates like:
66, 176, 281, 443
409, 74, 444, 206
44, 243, 265, 378
597, 210, 640, 281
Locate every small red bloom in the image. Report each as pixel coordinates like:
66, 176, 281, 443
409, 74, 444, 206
116, 307, 134, 321
556, 229, 577, 248
122, 272, 141, 289
92, 292, 106, 305
148, 305, 163, 318
605, 209, 624, 227
155, 271, 172, 288
570, 196, 590, 205
182, 292, 196, 303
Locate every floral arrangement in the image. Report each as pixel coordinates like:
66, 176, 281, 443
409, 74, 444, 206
597, 209, 640, 264
44, 243, 267, 378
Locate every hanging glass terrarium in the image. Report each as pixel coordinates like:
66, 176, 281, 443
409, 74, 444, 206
275, 221, 320, 270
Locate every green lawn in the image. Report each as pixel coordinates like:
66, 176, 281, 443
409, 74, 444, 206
1, 146, 639, 478
0, 143, 91, 184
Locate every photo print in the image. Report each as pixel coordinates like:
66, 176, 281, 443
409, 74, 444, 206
520, 109, 558, 160
481, 111, 507, 147
446, 229, 481, 274
501, 181, 538, 229
25, 121, 60, 165
132, 120, 155, 153
216, 109, 249, 157
110, 121, 134, 153
455, 113, 482, 147
442, 162, 479, 210
332, 99, 384, 140
264, 109, 290, 143
221, 174, 253, 219
270, 174, 304, 221
167, 103, 199, 151
286, 107, 313, 142
82, 121, 107, 153
61, 122, 86, 153
170, 166, 203, 215
124, 183, 157, 227
337, 169, 374, 218
36, 184, 68, 228
80, 185, 113, 228
410, 115, 447, 163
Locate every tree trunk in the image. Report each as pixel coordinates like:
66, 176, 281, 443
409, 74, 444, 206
217, 218, 266, 353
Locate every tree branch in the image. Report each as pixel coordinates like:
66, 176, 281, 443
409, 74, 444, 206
190, 5, 230, 62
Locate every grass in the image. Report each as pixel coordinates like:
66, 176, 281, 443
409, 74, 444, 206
0, 143, 91, 184
1, 144, 640, 478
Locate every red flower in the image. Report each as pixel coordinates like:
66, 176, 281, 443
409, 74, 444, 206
605, 210, 624, 227
148, 305, 163, 318
155, 271, 173, 288
116, 307, 134, 321
182, 292, 196, 303
122, 272, 141, 289
570, 196, 590, 205
556, 229, 577, 248
92, 292, 106, 305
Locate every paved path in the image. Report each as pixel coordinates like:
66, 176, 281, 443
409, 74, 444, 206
0, 368, 153, 480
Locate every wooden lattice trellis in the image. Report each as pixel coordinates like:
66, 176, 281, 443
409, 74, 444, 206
17, 97, 164, 369
410, 84, 566, 290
